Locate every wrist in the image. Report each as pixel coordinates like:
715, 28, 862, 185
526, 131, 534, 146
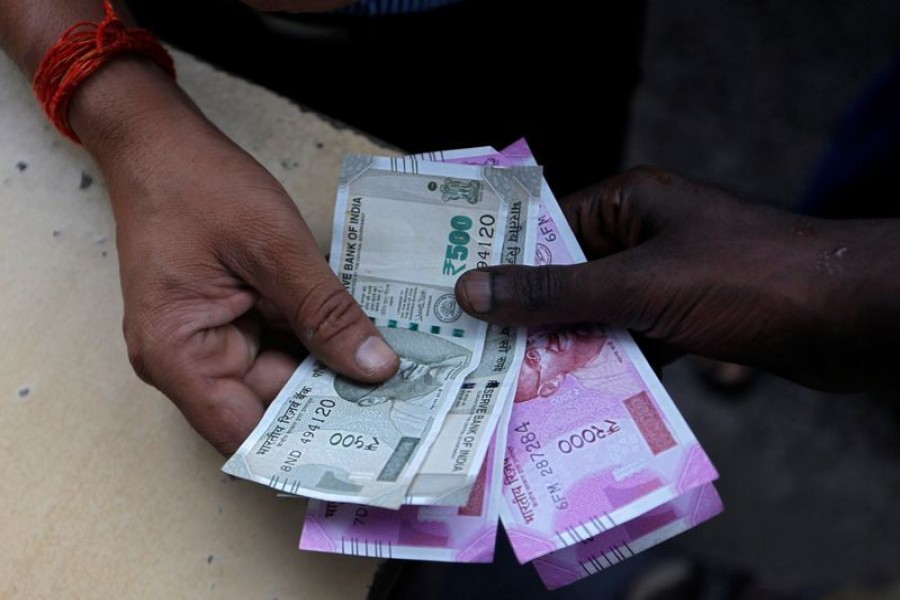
804, 218, 900, 388
68, 56, 207, 171
835, 220, 900, 322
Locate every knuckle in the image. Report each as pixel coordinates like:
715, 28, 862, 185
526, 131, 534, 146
213, 438, 242, 457
220, 205, 302, 282
293, 284, 362, 347
512, 267, 565, 312
206, 417, 246, 455
226, 222, 289, 280
626, 166, 680, 190
193, 397, 248, 456
122, 305, 184, 387
171, 378, 251, 456
122, 316, 155, 384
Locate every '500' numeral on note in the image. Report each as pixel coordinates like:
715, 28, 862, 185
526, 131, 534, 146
443, 214, 496, 275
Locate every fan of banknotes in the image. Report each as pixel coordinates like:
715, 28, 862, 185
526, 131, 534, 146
222, 140, 723, 590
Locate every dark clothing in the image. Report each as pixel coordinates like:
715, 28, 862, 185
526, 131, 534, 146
128, 0, 645, 197
801, 51, 900, 219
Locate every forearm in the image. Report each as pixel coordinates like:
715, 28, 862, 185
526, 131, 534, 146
822, 218, 900, 385
717, 212, 900, 390
0, 0, 111, 76
0, 0, 211, 202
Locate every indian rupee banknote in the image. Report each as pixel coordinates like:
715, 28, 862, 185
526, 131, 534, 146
489, 141, 720, 563
223, 156, 540, 509
298, 147, 540, 557
402, 148, 538, 506
533, 483, 723, 589
298, 393, 515, 562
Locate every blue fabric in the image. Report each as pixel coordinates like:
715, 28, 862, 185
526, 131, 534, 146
338, 0, 463, 16
800, 50, 900, 218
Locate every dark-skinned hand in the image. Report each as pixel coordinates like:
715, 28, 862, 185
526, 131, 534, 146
456, 167, 900, 393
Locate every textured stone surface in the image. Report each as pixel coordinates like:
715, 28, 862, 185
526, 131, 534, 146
0, 48, 388, 599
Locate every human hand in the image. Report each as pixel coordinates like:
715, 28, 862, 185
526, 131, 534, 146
455, 167, 896, 392
72, 61, 399, 454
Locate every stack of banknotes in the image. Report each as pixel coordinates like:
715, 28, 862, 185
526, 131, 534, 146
222, 140, 723, 590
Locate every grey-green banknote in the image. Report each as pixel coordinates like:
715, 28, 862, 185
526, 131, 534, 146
222, 156, 541, 509
404, 149, 542, 506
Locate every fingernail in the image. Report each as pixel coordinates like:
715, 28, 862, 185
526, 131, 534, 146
461, 271, 492, 313
355, 335, 397, 374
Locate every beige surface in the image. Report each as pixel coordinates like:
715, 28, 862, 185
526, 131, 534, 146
0, 49, 394, 598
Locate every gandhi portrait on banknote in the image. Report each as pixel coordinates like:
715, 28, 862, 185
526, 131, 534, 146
333, 328, 471, 439
514, 325, 641, 403
334, 327, 471, 407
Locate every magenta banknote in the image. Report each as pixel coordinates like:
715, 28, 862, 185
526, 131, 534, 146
480, 140, 720, 564
533, 483, 723, 589
298, 397, 512, 562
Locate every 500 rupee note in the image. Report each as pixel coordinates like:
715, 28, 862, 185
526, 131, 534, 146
223, 156, 541, 508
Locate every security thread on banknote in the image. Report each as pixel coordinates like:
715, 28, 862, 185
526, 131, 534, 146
403, 155, 540, 506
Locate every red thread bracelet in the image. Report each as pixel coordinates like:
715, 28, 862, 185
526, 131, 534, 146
32, 0, 176, 144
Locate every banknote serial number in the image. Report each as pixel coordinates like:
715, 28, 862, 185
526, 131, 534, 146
442, 214, 496, 276
279, 398, 336, 472
514, 421, 568, 510
299, 398, 337, 445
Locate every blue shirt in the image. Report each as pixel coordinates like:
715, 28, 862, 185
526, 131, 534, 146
339, 0, 463, 16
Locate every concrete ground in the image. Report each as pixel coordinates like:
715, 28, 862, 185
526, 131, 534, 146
626, 1, 900, 594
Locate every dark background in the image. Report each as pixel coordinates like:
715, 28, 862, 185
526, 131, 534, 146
130, 1, 900, 597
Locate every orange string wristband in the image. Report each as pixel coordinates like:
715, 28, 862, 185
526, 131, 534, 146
32, 0, 176, 144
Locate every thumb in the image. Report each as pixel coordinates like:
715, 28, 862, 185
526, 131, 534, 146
455, 258, 655, 330
234, 224, 399, 383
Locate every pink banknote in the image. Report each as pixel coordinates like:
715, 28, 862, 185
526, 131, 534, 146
489, 140, 720, 564
299, 419, 507, 562
533, 483, 723, 589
